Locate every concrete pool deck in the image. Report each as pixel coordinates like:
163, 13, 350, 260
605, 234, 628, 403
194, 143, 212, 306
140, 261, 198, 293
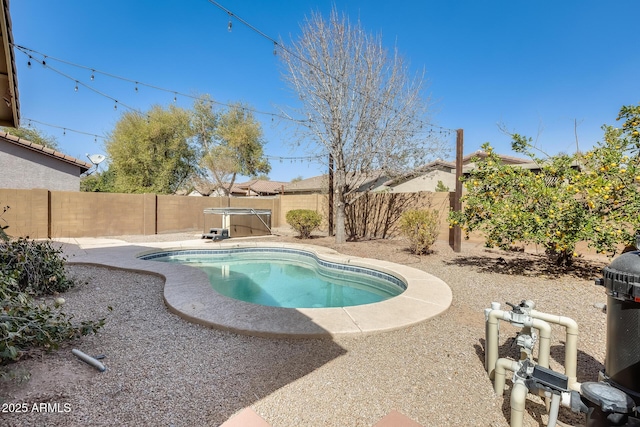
57, 237, 452, 338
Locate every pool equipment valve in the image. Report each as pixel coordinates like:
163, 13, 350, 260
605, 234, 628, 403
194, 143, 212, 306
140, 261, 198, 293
485, 235, 640, 426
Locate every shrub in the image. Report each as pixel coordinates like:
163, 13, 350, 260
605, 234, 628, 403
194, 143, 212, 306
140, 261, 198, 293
0, 238, 75, 296
399, 209, 440, 254
0, 211, 104, 364
286, 209, 322, 239
0, 273, 104, 363
345, 192, 417, 240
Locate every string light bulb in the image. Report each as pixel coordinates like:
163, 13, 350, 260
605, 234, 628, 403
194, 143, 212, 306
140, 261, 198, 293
227, 12, 232, 32
173, 93, 177, 103
273, 42, 277, 56
27, 56, 32, 68
90, 70, 95, 81
135, 82, 139, 93
74, 81, 79, 92
114, 101, 118, 111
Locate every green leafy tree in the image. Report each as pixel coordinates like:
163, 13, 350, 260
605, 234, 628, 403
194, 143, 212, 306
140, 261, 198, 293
80, 168, 116, 192
106, 105, 197, 194
199, 103, 270, 195
2, 126, 59, 150
435, 180, 450, 192
449, 104, 640, 266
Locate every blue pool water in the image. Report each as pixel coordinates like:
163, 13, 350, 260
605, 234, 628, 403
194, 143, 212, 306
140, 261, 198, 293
142, 248, 405, 308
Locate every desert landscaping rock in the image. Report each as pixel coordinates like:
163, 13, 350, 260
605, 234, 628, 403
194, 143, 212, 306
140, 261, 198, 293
0, 234, 609, 427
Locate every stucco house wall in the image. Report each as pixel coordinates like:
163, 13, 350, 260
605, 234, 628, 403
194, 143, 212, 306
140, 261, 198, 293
0, 133, 90, 191
389, 168, 457, 193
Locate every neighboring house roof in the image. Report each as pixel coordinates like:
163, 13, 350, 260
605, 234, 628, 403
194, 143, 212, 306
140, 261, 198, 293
283, 175, 327, 193
283, 152, 532, 195
236, 179, 288, 195
0, 0, 19, 127
186, 180, 287, 196
283, 172, 388, 194
1, 132, 92, 172
463, 150, 530, 165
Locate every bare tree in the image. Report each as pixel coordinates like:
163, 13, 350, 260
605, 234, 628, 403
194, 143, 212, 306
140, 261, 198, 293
279, 7, 447, 243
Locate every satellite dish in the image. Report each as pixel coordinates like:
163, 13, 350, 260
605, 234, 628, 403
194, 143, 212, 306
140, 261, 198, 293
86, 154, 106, 165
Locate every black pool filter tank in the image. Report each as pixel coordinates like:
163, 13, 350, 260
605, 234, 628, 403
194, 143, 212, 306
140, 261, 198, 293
589, 245, 640, 426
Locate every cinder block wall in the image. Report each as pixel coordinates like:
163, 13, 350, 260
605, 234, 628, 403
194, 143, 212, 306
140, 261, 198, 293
49, 191, 147, 237
0, 188, 49, 238
280, 194, 323, 226
0, 189, 458, 240
157, 195, 227, 234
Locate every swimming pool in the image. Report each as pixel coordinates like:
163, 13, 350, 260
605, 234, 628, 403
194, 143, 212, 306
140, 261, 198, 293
140, 248, 405, 308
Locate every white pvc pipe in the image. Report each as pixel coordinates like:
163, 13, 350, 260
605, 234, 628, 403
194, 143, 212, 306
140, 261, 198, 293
547, 392, 561, 427
525, 317, 552, 369
486, 309, 552, 380
494, 358, 520, 395
486, 309, 512, 379
510, 380, 528, 427
72, 349, 106, 372
529, 310, 580, 390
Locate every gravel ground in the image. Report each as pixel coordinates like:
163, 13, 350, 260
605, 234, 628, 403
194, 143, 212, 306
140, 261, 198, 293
0, 233, 610, 427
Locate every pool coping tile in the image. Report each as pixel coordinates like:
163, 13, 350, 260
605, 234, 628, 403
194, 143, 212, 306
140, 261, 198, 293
62, 239, 452, 338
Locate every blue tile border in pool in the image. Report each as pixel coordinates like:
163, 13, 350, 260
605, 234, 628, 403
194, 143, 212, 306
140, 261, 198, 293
139, 247, 407, 290
58, 238, 453, 337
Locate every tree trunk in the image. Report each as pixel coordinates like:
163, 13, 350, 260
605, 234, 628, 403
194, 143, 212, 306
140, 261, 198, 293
334, 169, 347, 244
335, 198, 346, 244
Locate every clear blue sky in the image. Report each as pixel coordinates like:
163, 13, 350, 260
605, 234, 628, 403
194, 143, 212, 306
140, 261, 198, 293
10, 0, 640, 182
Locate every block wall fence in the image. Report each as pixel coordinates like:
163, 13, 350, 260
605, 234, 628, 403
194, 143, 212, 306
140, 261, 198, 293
0, 189, 454, 240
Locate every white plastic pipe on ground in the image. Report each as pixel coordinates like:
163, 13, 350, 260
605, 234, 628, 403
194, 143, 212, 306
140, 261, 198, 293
72, 349, 106, 372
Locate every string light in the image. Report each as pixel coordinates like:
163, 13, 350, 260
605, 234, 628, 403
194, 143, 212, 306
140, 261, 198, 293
13, 44, 305, 124
22, 116, 325, 163
227, 12, 233, 32
13, 40, 456, 146
205, 0, 457, 134
23, 118, 107, 142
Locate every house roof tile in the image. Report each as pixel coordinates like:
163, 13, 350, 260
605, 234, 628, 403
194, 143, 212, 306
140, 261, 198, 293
235, 179, 288, 194
1, 132, 93, 171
